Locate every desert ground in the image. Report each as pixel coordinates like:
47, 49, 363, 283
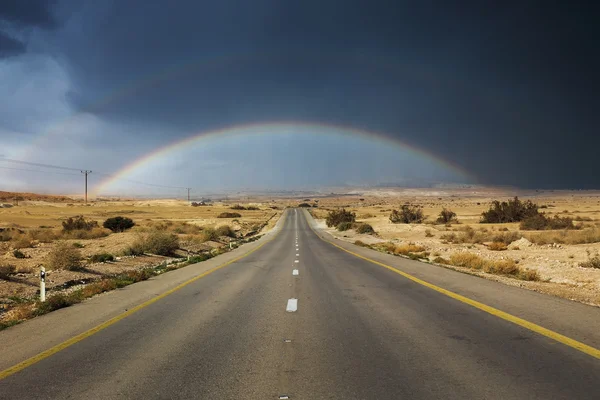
2, 187, 600, 327
307, 188, 600, 306
0, 195, 281, 325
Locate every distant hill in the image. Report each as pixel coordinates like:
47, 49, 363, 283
0, 191, 77, 203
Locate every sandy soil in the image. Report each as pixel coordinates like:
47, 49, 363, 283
309, 188, 600, 306
0, 199, 281, 305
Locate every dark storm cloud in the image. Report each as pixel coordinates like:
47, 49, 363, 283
29, 1, 600, 188
0, 32, 26, 58
0, 0, 59, 58
0, 0, 58, 29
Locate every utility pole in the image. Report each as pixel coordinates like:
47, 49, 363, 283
186, 188, 191, 203
81, 170, 92, 203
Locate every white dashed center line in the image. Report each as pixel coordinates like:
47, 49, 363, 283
296, 253, 299, 256
293, 269, 299, 276
294, 260, 299, 263
286, 299, 298, 312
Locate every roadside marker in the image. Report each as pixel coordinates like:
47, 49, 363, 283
286, 298, 298, 312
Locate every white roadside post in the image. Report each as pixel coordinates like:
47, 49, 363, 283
40, 266, 46, 302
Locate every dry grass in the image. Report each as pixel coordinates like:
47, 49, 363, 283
526, 227, 600, 245
488, 242, 508, 251
449, 252, 539, 281
393, 244, 426, 256
46, 242, 83, 270
440, 227, 521, 245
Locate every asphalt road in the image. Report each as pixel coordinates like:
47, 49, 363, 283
1, 209, 599, 399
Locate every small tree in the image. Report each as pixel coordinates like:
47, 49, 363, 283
103, 216, 135, 232
481, 197, 539, 223
62, 216, 98, 231
436, 208, 457, 224
47, 242, 82, 270
389, 205, 424, 224
326, 209, 356, 227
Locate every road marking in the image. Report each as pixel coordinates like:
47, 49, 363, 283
0, 219, 283, 381
304, 211, 600, 360
286, 298, 298, 312
296, 253, 299, 256
293, 269, 299, 276
294, 260, 299, 263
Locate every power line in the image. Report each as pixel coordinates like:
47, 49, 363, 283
0, 166, 81, 176
0, 158, 83, 172
1, 158, 190, 192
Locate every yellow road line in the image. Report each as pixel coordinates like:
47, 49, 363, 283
0, 223, 282, 380
304, 211, 600, 360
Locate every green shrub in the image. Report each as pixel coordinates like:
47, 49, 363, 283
46, 242, 82, 270
481, 197, 539, 223
62, 216, 98, 231
13, 249, 26, 259
355, 223, 375, 234
89, 253, 115, 263
326, 208, 356, 227
103, 216, 135, 232
73, 242, 84, 248
337, 221, 354, 231
217, 212, 241, 218
389, 205, 424, 224
520, 214, 577, 230
298, 203, 312, 208
436, 208, 457, 224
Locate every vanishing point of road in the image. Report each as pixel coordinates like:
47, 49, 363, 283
1, 209, 599, 399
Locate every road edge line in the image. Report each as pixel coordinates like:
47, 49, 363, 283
303, 210, 600, 360
0, 213, 284, 380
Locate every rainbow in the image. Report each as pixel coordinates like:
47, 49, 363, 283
95, 121, 476, 194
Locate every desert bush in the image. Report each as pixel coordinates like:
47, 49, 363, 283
326, 209, 356, 227
374, 242, 397, 253
394, 244, 426, 256
389, 205, 424, 224
441, 227, 521, 245
298, 203, 312, 208
520, 214, 577, 230
436, 208, 457, 224
27, 229, 58, 243
526, 227, 600, 245
13, 249, 26, 259
215, 225, 236, 238
217, 212, 242, 218
46, 242, 82, 270
89, 253, 115, 263
73, 242, 84, 248
355, 223, 375, 234
337, 221, 354, 231
425, 229, 434, 237
449, 252, 538, 280
61, 227, 108, 240
171, 222, 202, 234
581, 255, 600, 269
246, 206, 259, 210
230, 204, 246, 210
13, 235, 33, 249
488, 242, 508, 251
432, 256, 450, 264
354, 240, 370, 247
133, 230, 179, 256
103, 216, 135, 232
0, 264, 16, 279
481, 197, 539, 223
62, 216, 98, 231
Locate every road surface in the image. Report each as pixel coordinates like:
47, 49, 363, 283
1, 209, 599, 399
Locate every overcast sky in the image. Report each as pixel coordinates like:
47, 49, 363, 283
1, 1, 599, 195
